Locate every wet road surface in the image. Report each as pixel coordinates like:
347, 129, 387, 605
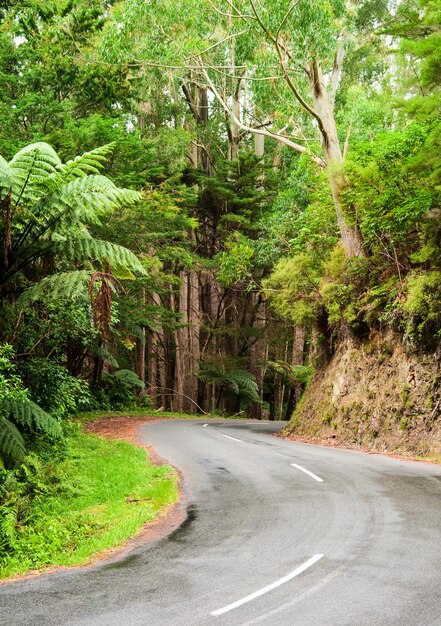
1, 419, 441, 625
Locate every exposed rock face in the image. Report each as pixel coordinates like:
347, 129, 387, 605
287, 333, 441, 458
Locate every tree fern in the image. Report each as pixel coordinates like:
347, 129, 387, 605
198, 363, 260, 405
95, 346, 119, 369
267, 361, 314, 385
106, 369, 145, 388
224, 371, 260, 403
17, 271, 91, 305
2, 398, 63, 439
0, 141, 145, 300
0, 156, 13, 195
52, 144, 115, 184
0, 418, 26, 467
59, 238, 146, 275
58, 175, 141, 225
8, 142, 61, 205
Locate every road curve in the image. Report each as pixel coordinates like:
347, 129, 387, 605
1, 419, 441, 625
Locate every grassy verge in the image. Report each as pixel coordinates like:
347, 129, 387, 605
0, 428, 177, 579
75, 409, 253, 424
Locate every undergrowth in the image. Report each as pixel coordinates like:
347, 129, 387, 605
0, 426, 177, 579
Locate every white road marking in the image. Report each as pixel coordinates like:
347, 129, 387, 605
290, 463, 323, 483
211, 554, 324, 616
222, 434, 242, 442
239, 568, 341, 625
203, 424, 209, 427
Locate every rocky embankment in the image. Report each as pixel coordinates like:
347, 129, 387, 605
286, 334, 441, 459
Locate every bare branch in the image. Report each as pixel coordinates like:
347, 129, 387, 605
248, 0, 329, 144
206, 0, 256, 20
201, 67, 325, 167
276, 0, 301, 41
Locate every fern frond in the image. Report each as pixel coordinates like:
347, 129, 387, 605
9, 142, 61, 205
224, 371, 260, 403
197, 364, 260, 404
59, 238, 147, 275
53, 144, 115, 184
17, 270, 91, 305
3, 398, 62, 439
0, 418, 26, 467
95, 346, 119, 368
59, 175, 140, 223
105, 369, 145, 388
123, 323, 146, 344
267, 361, 314, 385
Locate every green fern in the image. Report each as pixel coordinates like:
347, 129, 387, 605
53, 144, 115, 183
0, 141, 145, 300
108, 369, 145, 388
17, 271, 91, 305
0, 155, 13, 194
59, 238, 147, 275
267, 361, 314, 385
59, 175, 140, 224
122, 323, 146, 344
198, 363, 260, 404
0, 418, 26, 467
8, 142, 61, 204
95, 346, 119, 369
3, 398, 63, 439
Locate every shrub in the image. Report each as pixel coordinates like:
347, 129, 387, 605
21, 359, 95, 419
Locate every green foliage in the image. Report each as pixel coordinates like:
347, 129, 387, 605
0, 429, 177, 578
216, 233, 255, 287
101, 369, 145, 410
263, 254, 321, 327
403, 271, 441, 344
20, 360, 95, 419
0, 345, 63, 468
267, 361, 314, 386
0, 141, 144, 301
343, 124, 434, 249
198, 361, 260, 406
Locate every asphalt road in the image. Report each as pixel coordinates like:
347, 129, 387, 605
1, 419, 441, 625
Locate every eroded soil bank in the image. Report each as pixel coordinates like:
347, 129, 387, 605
286, 333, 441, 459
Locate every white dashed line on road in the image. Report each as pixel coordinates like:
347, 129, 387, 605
222, 434, 242, 442
211, 554, 324, 616
290, 463, 323, 483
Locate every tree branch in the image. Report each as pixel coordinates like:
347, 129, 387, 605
201, 68, 325, 167
330, 38, 345, 101
248, 0, 330, 145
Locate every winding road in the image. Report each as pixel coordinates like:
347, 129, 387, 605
1, 419, 441, 625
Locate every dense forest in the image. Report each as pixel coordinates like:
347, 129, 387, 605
0, 0, 440, 559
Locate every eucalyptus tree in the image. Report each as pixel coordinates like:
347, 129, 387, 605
101, 0, 396, 262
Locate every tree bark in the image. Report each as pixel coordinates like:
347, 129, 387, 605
135, 288, 146, 391
308, 59, 365, 259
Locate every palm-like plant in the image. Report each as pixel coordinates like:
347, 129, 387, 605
0, 143, 147, 467
0, 141, 146, 301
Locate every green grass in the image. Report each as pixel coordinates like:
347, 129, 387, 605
0, 430, 177, 579
75, 409, 255, 424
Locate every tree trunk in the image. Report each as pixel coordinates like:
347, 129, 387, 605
292, 325, 306, 405
308, 59, 365, 259
228, 94, 241, 161
135, 288, 146, 392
